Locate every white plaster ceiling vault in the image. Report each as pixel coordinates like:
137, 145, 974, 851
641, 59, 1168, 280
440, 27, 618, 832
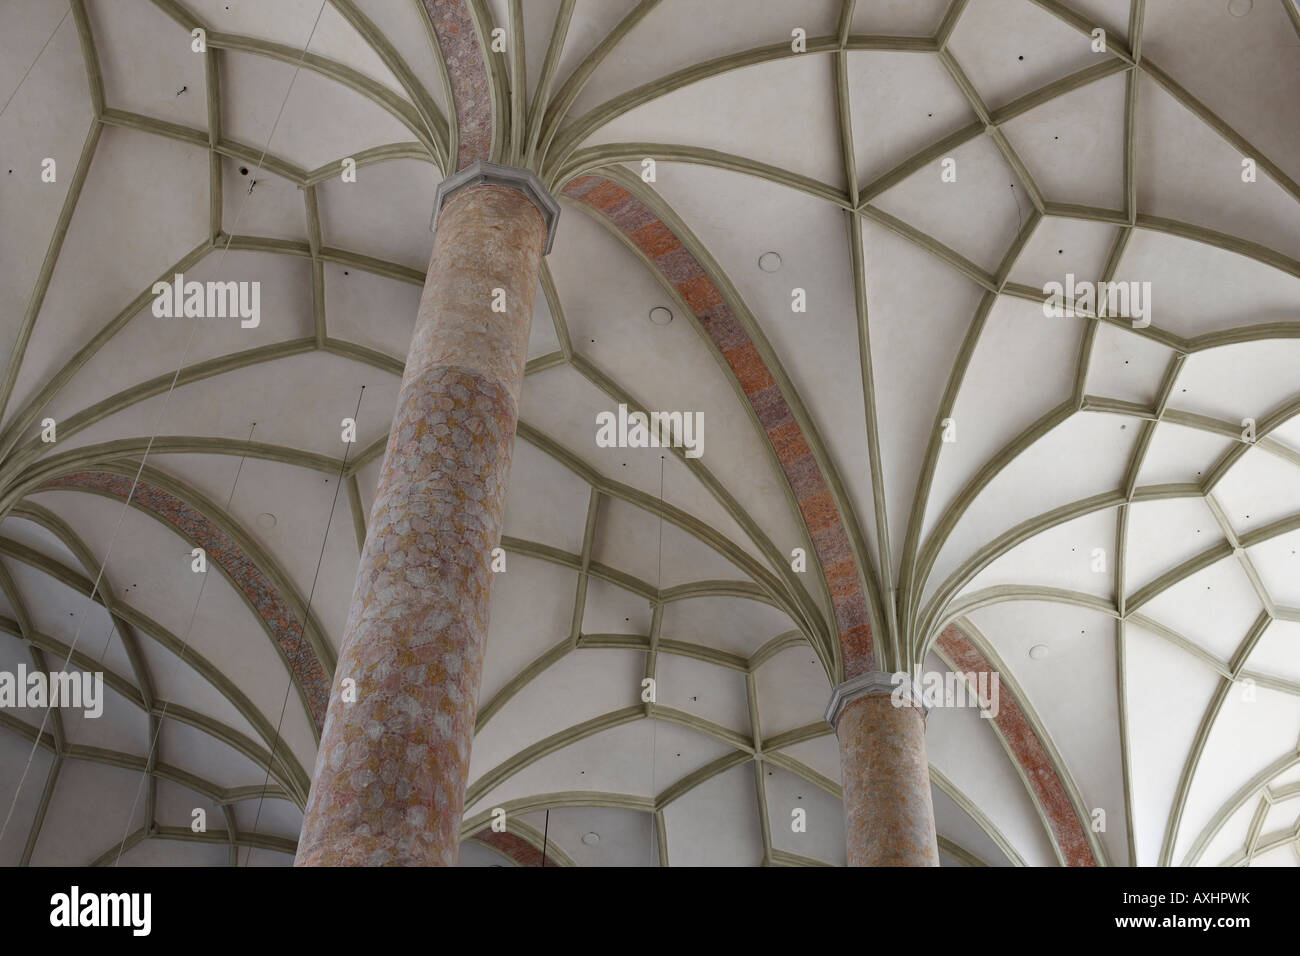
0, 0, 1297, 868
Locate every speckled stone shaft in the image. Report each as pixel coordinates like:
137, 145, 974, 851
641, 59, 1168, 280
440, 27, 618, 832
836, 694, 939, 867
295, 183, 547, 866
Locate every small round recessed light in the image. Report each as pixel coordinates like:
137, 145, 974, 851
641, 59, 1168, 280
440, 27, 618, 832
758, 251, 782, 273
1227, 0, 1253, 16
256, 512, 277, 529
1029, 644, 1049, 660
581, 831, 600, 845
648, 306, 673, 326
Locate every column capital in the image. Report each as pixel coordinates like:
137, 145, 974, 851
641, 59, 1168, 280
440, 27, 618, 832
430, 160, 561, 254
825, 670, 930, 728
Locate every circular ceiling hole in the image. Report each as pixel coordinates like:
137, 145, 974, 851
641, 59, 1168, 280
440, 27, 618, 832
1029, 644, 1049, 660
239, 166, 249, 175
1227, 0, 1253, 15
758, 251, 782, 273
1018, 55, 1024, 61
648, 306, 673, 326
256, 512, 277, 529
581, 832, 600, 846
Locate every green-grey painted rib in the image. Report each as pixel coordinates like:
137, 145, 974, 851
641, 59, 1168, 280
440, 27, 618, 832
1158, 677, 1232, 866
68, 0, 103, 116
748, 630, 808, 670
216, 136, 307, 184
1140, 60, 1300, 207
153, 824, 298, 856
21, 466, 332, 744
656, 750, 751, 808
0, 339, 317, 485
19, 754, 62, 865
989, 59, 1130, 126
951, 619, 1108, 865
1136, 213, 1300, 281
327, 0, 449, 167
11, 501, 157, 706
912, 400, 1076, 628
575, 166, 865, 672
0, 120, 102, 426
834, 48, 858, 206
1181, 751, 1300, 866
761, 722, 831, 752
462, 791, 655, 833
466, 0, 508, 163
321, 337, 405, 376
859, 121, 984, 204
465, 705, 644, 806
896, 291, 997, 646
936, 0, 971, 48
919, 487, 1133, 647
1114, 619, 1137, 865
303, 142, 433, 185
560, 199, 832, 652
938, 836, 990, 867
567, 351, 821, 632
515, 417, 819, 646
0, 613, 301, 801
100, 108, 209, 149
524, 0, 576, 166
0, 237, 215, 466
557, 143, 849, 208
930, 765, 1026, 866
345, 474, 367, 553
535, 0, 663, 171
761, 750, 840, 800
654, 705, 755, 753
506, 0, 525, 165
1026, 0, 1133, 61
545, 34, 844, 178
474, 638, 570, 731
203, 30, 438, 156
858, 204, 997, 291
538, 261, 573, 358
0, 536, 312, 799
318, 245, 426, 284
752, 758, 773, 859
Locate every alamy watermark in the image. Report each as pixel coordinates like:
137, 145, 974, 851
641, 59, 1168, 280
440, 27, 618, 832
1042, 273, 1151, 328
152, 272, 261, 328
595, 403, 704, 459
891, 669, 1000, 719
0, 665, 103, 718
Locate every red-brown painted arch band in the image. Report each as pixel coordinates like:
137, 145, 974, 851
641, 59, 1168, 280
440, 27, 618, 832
38, 471, 331, 731
561, 175, 875, 679
936, 625, 1098, 867
422, 0, 493, 169
468, 830, 565, 867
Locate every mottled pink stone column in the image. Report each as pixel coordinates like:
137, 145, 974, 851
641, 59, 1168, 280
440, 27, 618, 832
831, 682, 939, 866
296, 176, 550, 866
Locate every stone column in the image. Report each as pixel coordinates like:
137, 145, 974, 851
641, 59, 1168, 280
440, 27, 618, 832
296, 162, 558, 866
826, 672, 939, 866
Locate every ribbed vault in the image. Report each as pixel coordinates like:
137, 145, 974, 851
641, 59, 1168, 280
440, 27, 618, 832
1, 0, 1298, 867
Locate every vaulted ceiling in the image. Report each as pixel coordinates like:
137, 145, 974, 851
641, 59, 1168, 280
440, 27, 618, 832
1, 0, 1298, 868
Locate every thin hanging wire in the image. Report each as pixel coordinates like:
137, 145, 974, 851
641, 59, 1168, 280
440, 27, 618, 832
244, 385, 364, 863
244, 385, 365, 866
0, 0, 331, 849
0, 7, 70, 118
540, 809, 549, 868
111, 421, 259, 864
